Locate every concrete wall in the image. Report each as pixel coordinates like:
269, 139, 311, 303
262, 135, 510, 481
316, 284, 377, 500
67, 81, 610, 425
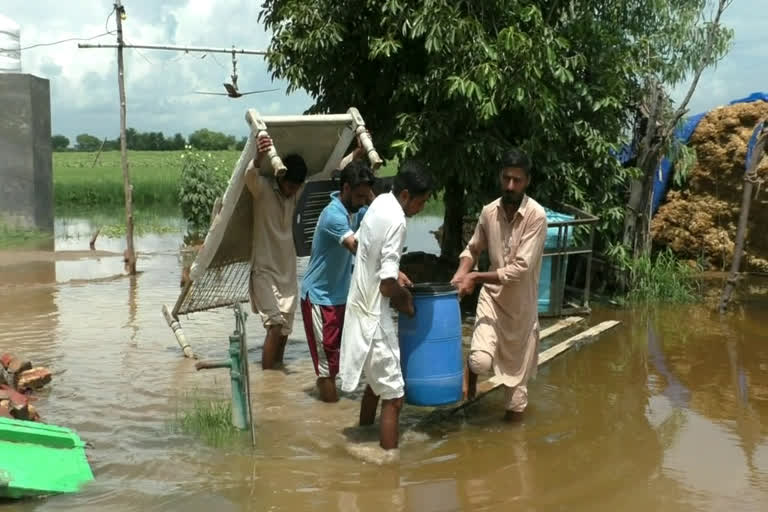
0, 73, 53, 232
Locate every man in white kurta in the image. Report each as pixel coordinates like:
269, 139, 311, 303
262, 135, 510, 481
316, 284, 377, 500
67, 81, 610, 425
339, 190, 406, 397
340, 160, 433, 450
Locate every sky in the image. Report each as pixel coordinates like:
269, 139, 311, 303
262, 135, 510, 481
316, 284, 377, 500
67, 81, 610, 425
2, 0, 766, 143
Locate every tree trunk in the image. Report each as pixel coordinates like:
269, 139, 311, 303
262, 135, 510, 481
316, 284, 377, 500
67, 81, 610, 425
623, 81, 665, 257
440, 182, 465, 261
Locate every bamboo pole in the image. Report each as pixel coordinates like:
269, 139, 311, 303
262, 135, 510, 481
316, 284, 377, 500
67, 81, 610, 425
91, 137, 107, 167
719, 121, 767, 313
78, 42, 266, 55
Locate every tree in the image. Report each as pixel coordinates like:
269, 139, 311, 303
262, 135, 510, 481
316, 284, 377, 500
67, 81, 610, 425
260, 0, 733, 260
188, 128, 234, 151
621, 0, 733, 257
125, 128, 140, 149
75, 133, 102, 152
51, 134, 70, 151
168, 133, 186, 150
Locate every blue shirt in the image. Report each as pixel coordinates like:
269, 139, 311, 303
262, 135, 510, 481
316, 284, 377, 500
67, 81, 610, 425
301, 192, 364, 306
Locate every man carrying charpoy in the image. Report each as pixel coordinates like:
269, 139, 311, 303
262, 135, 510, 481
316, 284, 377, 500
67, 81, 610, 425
245, 134, 347, 370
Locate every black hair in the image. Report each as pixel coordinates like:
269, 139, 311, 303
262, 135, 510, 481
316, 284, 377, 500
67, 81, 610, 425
500, 148, 532, 177
372, 177, 392, 196
339, 159, 375, 192
282, 153, 308, 184
392, 159, 433, 197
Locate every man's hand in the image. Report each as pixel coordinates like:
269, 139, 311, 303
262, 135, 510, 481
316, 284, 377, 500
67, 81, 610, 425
352, 130, 372, 160
391, 288, 415, 318
255, 134, 273, 168
450, 270, 467, 287
381, 277, 415, 318
452, 272, 477, 298
398, 271, 413, 288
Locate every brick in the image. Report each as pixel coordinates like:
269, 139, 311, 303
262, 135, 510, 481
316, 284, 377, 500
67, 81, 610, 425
0, 353, 14, 369
9, 402, 31, 420
8, 357, 31, 374
0, 384, 29, 406
17, 367, 52, 391
27, 404, 40, 422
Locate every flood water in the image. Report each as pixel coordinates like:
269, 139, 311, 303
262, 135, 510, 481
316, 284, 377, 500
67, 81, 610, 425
2, 213, 768, 511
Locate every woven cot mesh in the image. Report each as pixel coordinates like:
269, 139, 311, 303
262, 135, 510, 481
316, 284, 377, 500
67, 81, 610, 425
172, 113, 366, 317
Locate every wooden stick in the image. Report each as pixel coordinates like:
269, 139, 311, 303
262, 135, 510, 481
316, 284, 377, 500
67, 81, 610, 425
451, 320, 621, 413
89, 227, 101, 250
115, 0, 136, 275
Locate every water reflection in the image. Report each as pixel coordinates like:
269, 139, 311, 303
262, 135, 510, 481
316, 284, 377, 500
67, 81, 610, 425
0, 258, 59, 370
641, 306, 768, 510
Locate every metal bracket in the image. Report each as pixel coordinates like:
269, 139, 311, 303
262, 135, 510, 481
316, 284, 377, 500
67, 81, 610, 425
194, 303, 255, 445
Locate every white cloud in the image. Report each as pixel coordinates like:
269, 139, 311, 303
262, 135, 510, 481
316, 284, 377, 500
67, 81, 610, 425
4, 0, 766, 140
3, 0, 311, 140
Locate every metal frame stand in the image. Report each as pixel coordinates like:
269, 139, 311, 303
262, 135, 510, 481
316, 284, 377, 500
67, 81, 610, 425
540, 203, 599, 317
194, 303, 256, 445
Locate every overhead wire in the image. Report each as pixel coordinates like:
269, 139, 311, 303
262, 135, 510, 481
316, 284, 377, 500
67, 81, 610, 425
6, 31, 115, 52
1, 7, 117, 52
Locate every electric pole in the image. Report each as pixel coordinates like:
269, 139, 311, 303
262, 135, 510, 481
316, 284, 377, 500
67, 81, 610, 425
115, 0, 136, 274
78, 4, 268, 277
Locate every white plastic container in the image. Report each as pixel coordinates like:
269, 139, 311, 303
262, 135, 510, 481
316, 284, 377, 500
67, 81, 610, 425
0, 13, 21, 73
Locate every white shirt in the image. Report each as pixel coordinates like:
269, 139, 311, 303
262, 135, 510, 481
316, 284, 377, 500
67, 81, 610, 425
339, 192, 406, 392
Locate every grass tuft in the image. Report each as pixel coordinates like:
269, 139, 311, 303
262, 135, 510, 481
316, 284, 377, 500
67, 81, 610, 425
171, 394, 242, 447
0, 225, 53, 250
620, 248, 700, 304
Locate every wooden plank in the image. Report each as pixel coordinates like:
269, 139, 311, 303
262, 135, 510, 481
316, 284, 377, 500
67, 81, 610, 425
462, 316, 584, 348
540, 316, 585, 339
455, 320, 621, 410
538, 320, 620, 366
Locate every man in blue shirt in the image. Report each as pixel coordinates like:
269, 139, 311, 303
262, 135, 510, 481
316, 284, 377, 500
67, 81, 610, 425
300, 158, 376, 402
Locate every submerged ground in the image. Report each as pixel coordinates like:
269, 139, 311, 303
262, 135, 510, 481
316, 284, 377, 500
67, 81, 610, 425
1, 210, 767, 511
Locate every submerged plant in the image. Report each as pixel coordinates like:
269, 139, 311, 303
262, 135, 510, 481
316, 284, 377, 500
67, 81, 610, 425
615, 248, 700, 304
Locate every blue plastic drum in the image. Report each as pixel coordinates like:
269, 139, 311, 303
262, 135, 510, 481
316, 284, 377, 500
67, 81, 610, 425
398, 283, 463, 406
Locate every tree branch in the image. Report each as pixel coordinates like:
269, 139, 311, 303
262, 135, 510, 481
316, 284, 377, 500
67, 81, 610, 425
667, 0, 730, 136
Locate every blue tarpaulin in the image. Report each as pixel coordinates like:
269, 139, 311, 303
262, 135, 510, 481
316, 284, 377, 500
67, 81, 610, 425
651, 111, 707, 214
730, 92, 768, 105
745, 120, 765, 173
615, 91, 768, 216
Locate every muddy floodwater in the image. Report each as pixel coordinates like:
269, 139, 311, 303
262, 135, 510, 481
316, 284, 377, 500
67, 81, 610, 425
2, 213, 768, 511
